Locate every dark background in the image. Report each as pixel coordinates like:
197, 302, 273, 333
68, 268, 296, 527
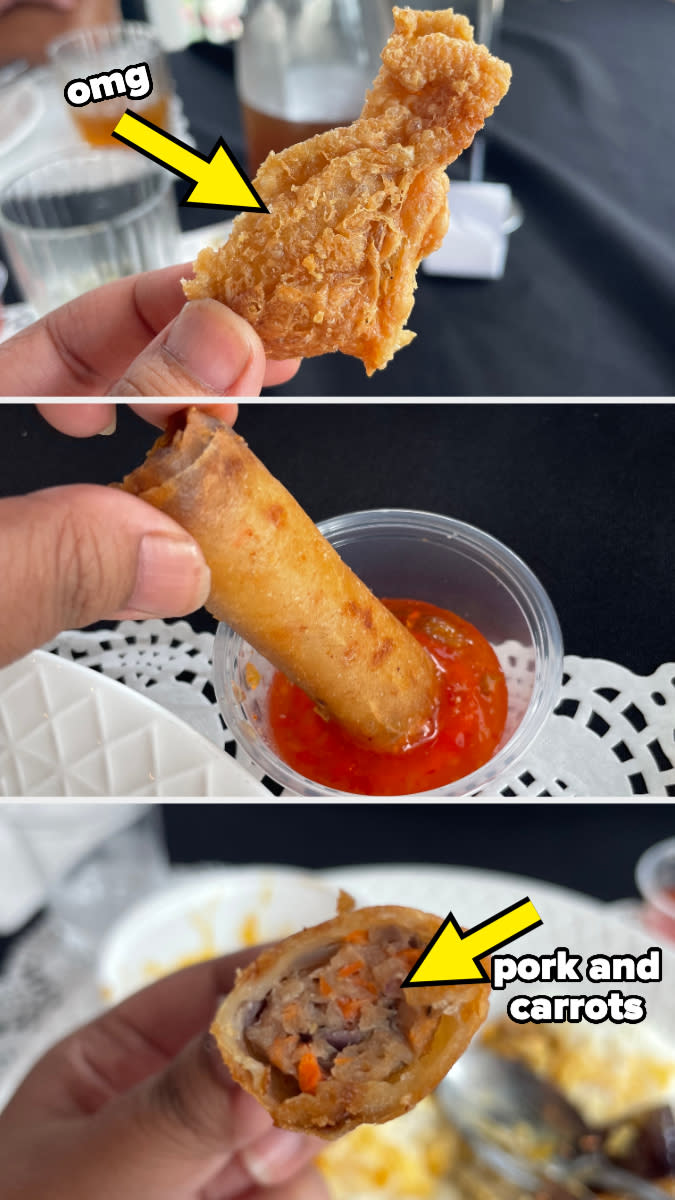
1, 802, 673, 969
163, 0, 675, 396
3, 401, 674, 675
162, 801, 674, 905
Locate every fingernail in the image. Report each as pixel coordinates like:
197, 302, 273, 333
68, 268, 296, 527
98, 416, 117, 436
165, 300, 256, 393
242, 1129, 311, 1186
128, 533, 211, 616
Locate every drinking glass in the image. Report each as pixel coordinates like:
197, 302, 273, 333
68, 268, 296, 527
48, 21, 173, 149
235, 0, 392, 174
0, 148, 180, 315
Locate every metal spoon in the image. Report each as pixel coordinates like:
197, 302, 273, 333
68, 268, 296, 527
437, 1045, 670, 1200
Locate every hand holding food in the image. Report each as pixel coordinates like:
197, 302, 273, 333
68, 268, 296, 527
212, 904, 490, 1138
0, 405, 229, 669
185, 7, 511, 374
0, 264, 300, 397
0, 948, 326, 1200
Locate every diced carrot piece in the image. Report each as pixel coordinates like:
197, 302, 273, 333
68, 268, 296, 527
298, 1051, 323, 1094
406, 1015, 437, 1052
337, 996, 361, 1022
345, 930, 368, 944
397, 947, 422, 967
337, 960, 363, 978
268, 1035, 299, 1072
318, 976, 332, 997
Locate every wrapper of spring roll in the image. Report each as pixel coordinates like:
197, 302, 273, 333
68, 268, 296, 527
120, 409, 439, 750
212, 904, 490, 1138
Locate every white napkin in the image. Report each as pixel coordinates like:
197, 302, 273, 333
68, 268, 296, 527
424, 181, 520, 280
0, 804, 149, 935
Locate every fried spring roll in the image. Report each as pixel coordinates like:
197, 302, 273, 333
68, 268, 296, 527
120, 409, 439, 750
212, 905, 490, 1138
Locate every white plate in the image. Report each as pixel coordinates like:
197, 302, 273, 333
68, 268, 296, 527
98, 866, 359, 1002
321, 864, 675, 1049
0, 650, 267, 797
0, 79, 44, 159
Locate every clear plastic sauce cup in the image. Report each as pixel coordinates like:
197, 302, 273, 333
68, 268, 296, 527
214, 509, 563, 797
635, 838, 675, 944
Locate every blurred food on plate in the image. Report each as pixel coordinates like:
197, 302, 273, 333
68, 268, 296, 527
319, 1020, 675, 1199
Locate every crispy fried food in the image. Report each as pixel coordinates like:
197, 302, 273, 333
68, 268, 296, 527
120, 408, 439, 751
212, 905, 490, 1137
184, 7, 511, 374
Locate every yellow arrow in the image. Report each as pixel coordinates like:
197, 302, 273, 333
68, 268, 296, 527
112, 110, 268, 213
402, 897, 542, 987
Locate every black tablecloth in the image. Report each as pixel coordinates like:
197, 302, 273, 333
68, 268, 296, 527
162, 802, 675, 905
4, 402, 674, 675
166, 0, 675, 397
0, 802, 673, 970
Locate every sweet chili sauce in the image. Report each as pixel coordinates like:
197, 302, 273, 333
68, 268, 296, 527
268, 598, 508, 795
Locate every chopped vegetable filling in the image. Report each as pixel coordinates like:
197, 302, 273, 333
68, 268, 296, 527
245, 925, 441, 1097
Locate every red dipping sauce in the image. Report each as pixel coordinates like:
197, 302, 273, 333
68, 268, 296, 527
268, 598, 508, 795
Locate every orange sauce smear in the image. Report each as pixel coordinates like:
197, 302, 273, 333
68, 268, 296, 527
268, 598, 508, 795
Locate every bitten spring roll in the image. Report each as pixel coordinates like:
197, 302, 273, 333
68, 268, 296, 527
212, 904, 491, 1138
120, 409, 439, 750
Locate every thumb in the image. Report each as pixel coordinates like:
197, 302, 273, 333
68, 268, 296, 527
110, 299, 267, 398
88, 1035, 312, 1197
0, 484, 211, 667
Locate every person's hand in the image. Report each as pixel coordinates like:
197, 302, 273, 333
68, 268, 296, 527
0, 949, 328, 1200
0, 263, 300, 397
0, 403, 229, 668
0, 0, 77, 13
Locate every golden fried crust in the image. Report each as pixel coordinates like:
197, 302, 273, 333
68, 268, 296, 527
184, 7, 511, 374
120, 409, 439, 751
212, 906, 491, 1138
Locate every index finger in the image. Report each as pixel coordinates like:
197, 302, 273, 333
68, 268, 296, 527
109, 944, 267, 1061
37, 401, 239, 437
9, 947, 267, 1117
1, 264, 190, 396
1, 266, 301, 396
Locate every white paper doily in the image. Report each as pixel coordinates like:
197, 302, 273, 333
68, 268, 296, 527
44, 620, 675, 798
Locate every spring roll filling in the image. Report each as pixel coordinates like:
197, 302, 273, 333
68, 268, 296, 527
121, 409, 216, 495
243, 925, 443, 1099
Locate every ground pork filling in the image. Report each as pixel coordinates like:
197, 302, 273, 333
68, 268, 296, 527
243, 924, 442, 1099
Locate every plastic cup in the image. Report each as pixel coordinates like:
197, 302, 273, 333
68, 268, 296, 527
635, 838, 675, 944
214, 509, 563, 797
0, 148, 179, 315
